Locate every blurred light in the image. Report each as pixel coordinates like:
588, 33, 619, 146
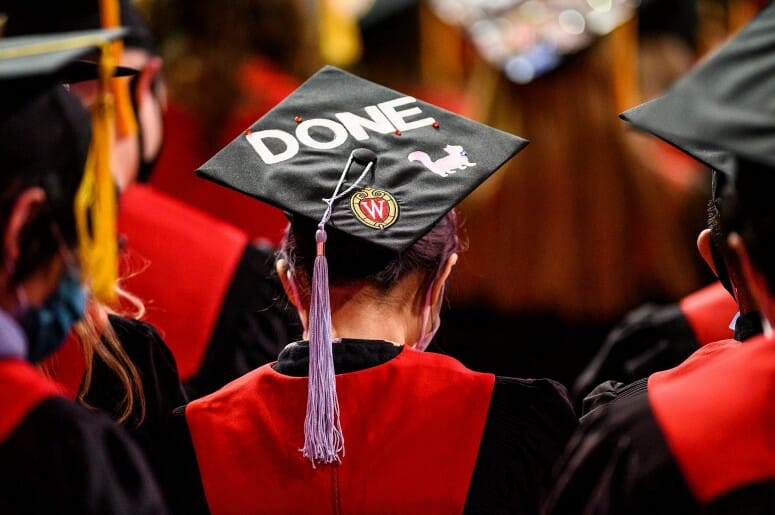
558, 10, 586, 35
505, 56, 535, 83
586, 0, 612, 12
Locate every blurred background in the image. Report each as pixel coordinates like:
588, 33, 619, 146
137, 0, 765, 389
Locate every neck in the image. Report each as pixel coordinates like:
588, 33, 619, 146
303, 279, 426, 347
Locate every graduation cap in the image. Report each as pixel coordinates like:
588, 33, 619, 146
1, 27, 133, 304
1, 0, 157, 54
0, 29, 130, 268
620, 1, 775, 172
196, 65, 527, 465
0, 28, 131, 103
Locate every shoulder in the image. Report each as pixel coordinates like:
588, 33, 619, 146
541, 393, 696, 515
465, 376, 576, 514
106, 314, 181, 381
0, 396, 167, 515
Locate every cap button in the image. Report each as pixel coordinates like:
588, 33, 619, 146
352, 148, 378, 165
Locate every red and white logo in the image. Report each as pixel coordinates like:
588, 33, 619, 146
350, 188, 398, 230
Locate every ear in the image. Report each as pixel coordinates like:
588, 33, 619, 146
135, 56, 164, 104
4, 188, 46, 265
729, 233, 771, 322
696, 229, 719, 277
430, 252, 458, 306
276, 258, 309, 332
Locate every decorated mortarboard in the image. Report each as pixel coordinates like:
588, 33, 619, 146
196, 65, 527, 466
197, 65, 527, 253
428, 0, 636, 83
620, 1, 775, 171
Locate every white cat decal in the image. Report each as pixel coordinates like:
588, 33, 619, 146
408, 145, 476, 177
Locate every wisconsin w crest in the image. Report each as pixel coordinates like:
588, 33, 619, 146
350, 188, 398, 230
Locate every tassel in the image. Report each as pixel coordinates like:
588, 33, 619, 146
300, 228, 344, 466
74, 42, 119, 305
99, 0, 138, 138
299, 148, 376, 467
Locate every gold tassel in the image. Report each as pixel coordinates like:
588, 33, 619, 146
74, 42, 119, 305
100, 0, 137, 138
319, 0, 366, 67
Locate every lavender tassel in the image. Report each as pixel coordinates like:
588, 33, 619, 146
300, 228, 344, 466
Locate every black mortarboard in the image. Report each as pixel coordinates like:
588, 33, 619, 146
620, 1, 775, 171
197, 65, 528, 253
0, 28, 129, 115
2, 0, 157, 54
0, 28, 131, 303
196, 65, 527, 467
0, 30, 131, 277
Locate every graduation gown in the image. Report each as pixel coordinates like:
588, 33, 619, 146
579, 312, 761, 417
572, 281, 748, 405
162, 340, 577, 515
42, 314, 188, 497
118, 183, 302, 399
0, 358, 168, 515
542, 333, 775, 514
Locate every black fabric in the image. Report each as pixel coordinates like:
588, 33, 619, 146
571, 303, 699, 408
184, 243, 303, 399
157, 406, 209, 515
541, 392, 697, 515
465, 376, 577, 515
0, 396, 167, 515
273, 338, 402, 376
543, 389, 775, 514
83, 314, 187, 492
734, 311, 763, 342
580, 377, 649, 419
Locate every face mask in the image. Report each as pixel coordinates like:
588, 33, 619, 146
18, 267, 87, 363
413, 283, 445, 352
130, 73, 164, 183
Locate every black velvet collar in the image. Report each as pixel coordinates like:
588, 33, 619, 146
272, 339, 403, 377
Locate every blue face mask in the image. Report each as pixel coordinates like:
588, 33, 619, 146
19, 268, 87, 363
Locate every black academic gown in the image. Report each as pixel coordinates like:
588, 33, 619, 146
542, 333, 775, 515
0, 358, 168, 515
158, 340, 577, 515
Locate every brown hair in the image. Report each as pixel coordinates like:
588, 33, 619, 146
39, 283, 147, 426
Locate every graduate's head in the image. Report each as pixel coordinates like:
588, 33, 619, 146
722, 159, 775, 316
621, 2, 775, 325
195, 65, 527, 465
3, 0, 166, 189
0, 31, 134, 361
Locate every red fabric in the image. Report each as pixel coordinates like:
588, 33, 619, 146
679, 282, 738, 345
150, 58, 294, 244
649, 334, 775, 503
186, 348, 495, 514
648, 338, 741, 389
40, 332, 86, 399
0, 359, 65, 444
118, 184, 248, 381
